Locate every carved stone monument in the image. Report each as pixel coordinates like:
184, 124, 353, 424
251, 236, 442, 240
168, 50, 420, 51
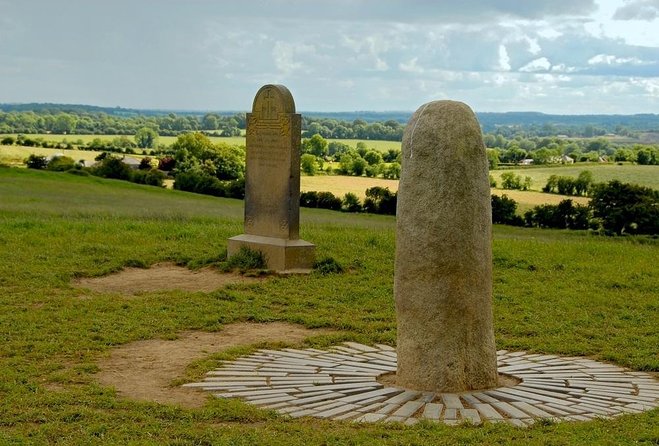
227, 84, 315, 272
394, 100, 498, 392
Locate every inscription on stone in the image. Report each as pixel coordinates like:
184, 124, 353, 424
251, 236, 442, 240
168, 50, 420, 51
244, 85, 300, 240
227, 84, 315, 272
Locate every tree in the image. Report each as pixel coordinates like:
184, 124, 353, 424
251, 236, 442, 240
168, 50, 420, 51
213, 143, 246, 180
342, 192, 362, 212
486, 149, 499, 169
351, 157, 367, 176
574, 171, 593, 196
363, 150, 383, 166
590, 181, 659, 235
135, 127, 159, 149
491, 194, 522, 225
300, 154, 319, 175
92, 157, 132, 180
52, 113, 77, 134
25, 154, 48, 169
301, 134, 328, 157
201, 113, 220, 130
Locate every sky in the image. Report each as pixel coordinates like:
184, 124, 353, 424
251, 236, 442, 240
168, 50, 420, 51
1, 0, 658, 114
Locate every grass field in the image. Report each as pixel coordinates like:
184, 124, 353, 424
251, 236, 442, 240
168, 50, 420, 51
0, 167, 657, 444
301, 175, 588, 212
490, 164, 659, 191
0, 144, 107, 165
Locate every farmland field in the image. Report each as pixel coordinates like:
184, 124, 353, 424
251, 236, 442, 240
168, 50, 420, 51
490, 164, 659, 191
301, 174, 588, 211
0, 144, 107, 165
0, 133, 401, 152
0, 133, 247, 148
0, 166, 657, 444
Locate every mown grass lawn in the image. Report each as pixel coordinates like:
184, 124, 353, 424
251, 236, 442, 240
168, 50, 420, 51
0, 167, 657, 445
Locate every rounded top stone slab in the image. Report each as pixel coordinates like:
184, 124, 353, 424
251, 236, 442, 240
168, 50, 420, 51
251, 84, 296, 116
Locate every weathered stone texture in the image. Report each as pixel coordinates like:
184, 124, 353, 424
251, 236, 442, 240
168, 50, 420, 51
227, 84, 314, 272
394, 100, 498, 392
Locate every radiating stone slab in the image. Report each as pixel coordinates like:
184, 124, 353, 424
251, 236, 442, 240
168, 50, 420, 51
186, 345, 659, 425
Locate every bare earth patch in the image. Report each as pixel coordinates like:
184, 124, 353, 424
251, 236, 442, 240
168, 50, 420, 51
95, 322, 334, 408
74, 263, 262, 295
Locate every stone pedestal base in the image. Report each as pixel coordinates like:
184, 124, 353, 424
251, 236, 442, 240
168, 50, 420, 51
227, 234, 315, 273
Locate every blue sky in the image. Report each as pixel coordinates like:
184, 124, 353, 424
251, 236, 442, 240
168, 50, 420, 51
1, 0, 658, 113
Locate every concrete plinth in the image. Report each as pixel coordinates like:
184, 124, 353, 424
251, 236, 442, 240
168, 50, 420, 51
227, 234, 315, 273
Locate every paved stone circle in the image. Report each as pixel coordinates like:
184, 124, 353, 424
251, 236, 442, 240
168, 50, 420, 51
185, 342, 659, 426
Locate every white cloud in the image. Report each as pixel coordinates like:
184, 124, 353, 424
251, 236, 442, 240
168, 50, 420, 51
399, 57, 424, 73
519, 57, 552, 72
272, 42, 315, 75
630, 77, 659, 95
497, 45, 511, 71
587, 53, 649, 65
551, 63, 580, 73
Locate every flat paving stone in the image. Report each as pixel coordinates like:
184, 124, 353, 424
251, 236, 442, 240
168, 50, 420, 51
185, 344, 659, 426
422, 403, 443, 420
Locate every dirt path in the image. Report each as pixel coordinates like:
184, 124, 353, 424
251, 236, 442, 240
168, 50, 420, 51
74, 263, 262, 295
95, 322, 334, 408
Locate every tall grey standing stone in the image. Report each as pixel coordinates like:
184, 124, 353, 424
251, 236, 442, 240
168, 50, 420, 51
394, 100, 498, 392
227, 84, 315, 272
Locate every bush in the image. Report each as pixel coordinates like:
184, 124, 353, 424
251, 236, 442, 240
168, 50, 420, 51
1, 136, 15, 145
300, 191, 342, 211
91, 157, 132, 180
313, 257, 344, 274
525, 199, 591, 230
46, 156, 75, 172
590, 181, 659, 235
158, 156, 176, 171
342, 192, 362, 212
223, 246, 267, 272
138, 157, 155, 170
300, 191, 319, 208
174, 169, 225, 196
300, 153, 319, 175
25, 154, 48, 169
363, 187, 396, 215
382, 163, 401, 180
131, 168, 166, 187
316, 192, 342, 210
500, 171, 524, 190
491, 194, 523, 226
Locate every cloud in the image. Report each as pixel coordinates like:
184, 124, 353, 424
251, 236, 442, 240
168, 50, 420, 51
498, 45, 512, 71
613, 0, 659, 20
519, 57, 552, 72
588, 54, 649, 65
399, 57, 424, 73
272, 42, 315, 75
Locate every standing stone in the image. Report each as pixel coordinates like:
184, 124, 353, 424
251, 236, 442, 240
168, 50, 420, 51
227, 84, 315, 272
394, 100, 498, 392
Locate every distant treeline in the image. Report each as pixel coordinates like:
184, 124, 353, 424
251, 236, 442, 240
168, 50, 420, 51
1, 103, 658, 139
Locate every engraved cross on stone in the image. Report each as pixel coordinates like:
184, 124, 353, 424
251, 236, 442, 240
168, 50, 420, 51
261, 89, 277, 119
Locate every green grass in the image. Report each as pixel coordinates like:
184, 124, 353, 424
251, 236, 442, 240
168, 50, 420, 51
491, 164, 659, 191
0, 167, 657, 445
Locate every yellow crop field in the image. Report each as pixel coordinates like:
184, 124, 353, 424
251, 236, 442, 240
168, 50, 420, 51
0, 145, 105, 164
300, 174, 586, 212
